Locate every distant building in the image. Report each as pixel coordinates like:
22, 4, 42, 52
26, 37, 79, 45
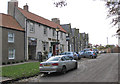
61, 23, 89, 52
8, 0, 68, 60
0, 13, 25, 64
80, 33, 89, 50
61, 23, 73, 52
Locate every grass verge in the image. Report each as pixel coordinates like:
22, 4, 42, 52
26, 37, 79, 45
1, 62, 40, 79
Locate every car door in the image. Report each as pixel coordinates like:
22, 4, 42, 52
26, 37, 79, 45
64, 56, 72, 70
84, 51, 87, 57
69, 56, 76, 69
60, 56, 69, 70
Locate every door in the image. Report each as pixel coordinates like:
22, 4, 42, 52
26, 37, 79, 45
53, 45, 56, 56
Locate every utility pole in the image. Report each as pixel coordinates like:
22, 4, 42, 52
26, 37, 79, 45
107, 37, 108, 45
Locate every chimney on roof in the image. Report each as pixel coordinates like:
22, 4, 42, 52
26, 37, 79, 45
23, 3, 29, 11
8, 0, 18, 17
51, 18, 60, 25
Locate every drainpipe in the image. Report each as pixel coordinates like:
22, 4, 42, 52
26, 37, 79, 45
25, 18, 28, 61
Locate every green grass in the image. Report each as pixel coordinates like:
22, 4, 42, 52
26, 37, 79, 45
1, 62, 40, 79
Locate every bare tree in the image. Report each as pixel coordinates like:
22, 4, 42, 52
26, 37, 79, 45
105, 0, 120, 26
54, 0, 67, 8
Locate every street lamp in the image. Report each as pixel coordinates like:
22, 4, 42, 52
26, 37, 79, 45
56, 26, 60, 55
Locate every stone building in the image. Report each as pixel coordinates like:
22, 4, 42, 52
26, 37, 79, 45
8, 0, 68, 60
0, 13, 25, 64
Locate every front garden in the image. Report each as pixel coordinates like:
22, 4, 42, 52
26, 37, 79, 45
1, 62, 40, 79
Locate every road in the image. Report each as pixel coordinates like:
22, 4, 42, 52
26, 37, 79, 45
17, 53, 118, 82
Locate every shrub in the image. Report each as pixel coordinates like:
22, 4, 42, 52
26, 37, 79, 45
16, 61, 19, 63
12, 62, 15, 64
2, 62, 6, 65
7, 62, 11, 64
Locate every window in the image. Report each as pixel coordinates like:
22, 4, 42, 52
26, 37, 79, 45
8, 32, 14, 43
60, 32, 63, 39
64, 56, 70, 60
43, 42, 48, 51
61, 57, 66, 61
44, 26, 47, 35
8, 48, 15, 59
53, 29, 55, 37
47, 57, 60, 61
30, 22, 35, 32
43, 42, 46, 51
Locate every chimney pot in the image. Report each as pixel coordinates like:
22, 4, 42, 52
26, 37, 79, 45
51, 18, 60, 24
23, 3, 29, 11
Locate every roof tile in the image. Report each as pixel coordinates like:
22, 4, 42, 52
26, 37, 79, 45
0, 13, 24, 31
17, 7, 66, 33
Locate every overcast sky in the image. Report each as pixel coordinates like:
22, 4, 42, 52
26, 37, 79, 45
0, 0, 118, 46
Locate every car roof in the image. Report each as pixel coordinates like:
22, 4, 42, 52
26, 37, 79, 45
86, 51, 94, 52
52, 55, 68, 58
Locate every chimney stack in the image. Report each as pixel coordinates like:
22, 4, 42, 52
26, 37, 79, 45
8, 0, 18, 17
51, 18, 60, 25
23, 3, 29, 11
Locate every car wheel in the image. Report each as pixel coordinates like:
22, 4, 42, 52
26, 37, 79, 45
61, 66, 67, 74
74, 62, 78, 69
89, 56, 92, 59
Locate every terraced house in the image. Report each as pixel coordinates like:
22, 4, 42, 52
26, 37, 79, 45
7, 0, 68, 60
0, 13, 25, 64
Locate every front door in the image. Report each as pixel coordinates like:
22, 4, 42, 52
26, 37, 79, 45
28, 45, 36, 60
53, 45, 56, 56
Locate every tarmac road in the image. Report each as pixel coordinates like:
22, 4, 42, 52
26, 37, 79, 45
18, 53, 118, 82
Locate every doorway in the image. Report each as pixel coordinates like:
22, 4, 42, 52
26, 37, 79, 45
28, 45, 36, 60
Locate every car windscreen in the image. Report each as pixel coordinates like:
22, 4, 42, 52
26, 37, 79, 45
47, 57, 61, 61
65, 52, 72, 55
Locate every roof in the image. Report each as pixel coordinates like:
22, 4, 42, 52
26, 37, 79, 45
0, 13, 24, 31
17, 7, 66, 33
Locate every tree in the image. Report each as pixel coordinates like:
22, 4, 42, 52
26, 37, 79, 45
54, 0, 120, 26
105, 0, 120, 26
54, 0, 67, 8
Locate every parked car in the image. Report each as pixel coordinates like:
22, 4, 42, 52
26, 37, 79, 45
76, 52, 81, 60
79, 51, 86, 58
93, 49, 99, 54
59, 52, 78, 60
39, 55, 78, 74
83, 48, 93, 52
79, 51, 84, 57
47, 53, 53, 59
82, 51, 97, 58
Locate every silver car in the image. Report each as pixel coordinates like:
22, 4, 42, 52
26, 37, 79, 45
83, 51, 97, 58
39, 55, 78, 74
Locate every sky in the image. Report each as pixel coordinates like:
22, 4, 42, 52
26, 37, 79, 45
0, 0, 118, 46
